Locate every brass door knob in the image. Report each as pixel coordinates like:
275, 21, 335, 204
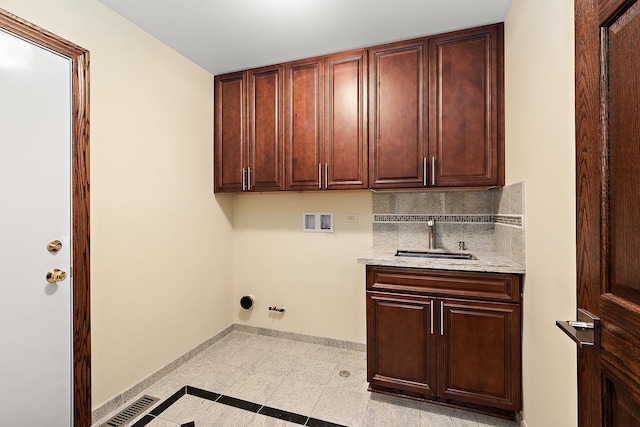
46, 269, 67, 283
47, 240, 63, 253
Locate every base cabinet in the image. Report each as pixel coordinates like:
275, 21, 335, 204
366, 266, 522, 416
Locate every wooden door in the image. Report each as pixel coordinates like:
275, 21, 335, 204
0, 9, 90, 426
214, 71, 246, 192
428, 24, 503, 187
366, 291, 437, 397
575, 0, 640, 425
324, 50, 368, 189
285, 57, 324, 190
369, 39, 427, 189
439, 299, 521, 411
248, 65, 284, 191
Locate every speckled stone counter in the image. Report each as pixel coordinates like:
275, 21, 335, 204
357, 249, 525, 274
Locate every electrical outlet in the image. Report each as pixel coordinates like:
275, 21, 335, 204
345, 213, 358, 223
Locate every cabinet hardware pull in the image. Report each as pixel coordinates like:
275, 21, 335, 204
318, 163, 322, 189
325, 163, 328, 189
440, 301, 444, 335
423, 158, 427, 187
432, 157, 436, 185
242, 168, 246, 191
430, 300, 434, 334
247, 167, 252, 191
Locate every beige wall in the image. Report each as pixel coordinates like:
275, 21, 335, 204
505, 0, 577, 426
1, 0, 580, 422
232, 191, 372, 343
0, 0, 235, 408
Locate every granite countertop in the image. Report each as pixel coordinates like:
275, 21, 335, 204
357, 249, 526, 274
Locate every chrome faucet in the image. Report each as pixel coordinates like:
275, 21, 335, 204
427, 218, 436, 249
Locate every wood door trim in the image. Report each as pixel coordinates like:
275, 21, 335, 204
0, 8, 91, 426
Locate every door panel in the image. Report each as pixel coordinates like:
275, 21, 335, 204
439, 299, 520, 410
214, 71, 246, 192
366, 292, 436, 397
429, 25, 501, 187
0, 28, 72, 425
369, 41, 426, 188
248, 65, 284, 191
575, 0, 640, 425
285, 58, 324, 190
325, 50, 367, 189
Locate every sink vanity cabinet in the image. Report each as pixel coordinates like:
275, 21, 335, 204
366, 265, 522, 417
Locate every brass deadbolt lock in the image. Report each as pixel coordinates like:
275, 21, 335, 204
47, 240, 63, 253
46, 269, 67, 283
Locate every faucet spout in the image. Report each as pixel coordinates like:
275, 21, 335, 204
427, 218, 436, 249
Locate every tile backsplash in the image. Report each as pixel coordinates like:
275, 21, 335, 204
372, 182, 525, 266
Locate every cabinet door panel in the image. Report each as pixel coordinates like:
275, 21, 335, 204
429, 24, 503, 187
369, 41, 427, 188
214, 72, 246, 192
439, 299, 521, 410
249, 65, 284, 191
286, 59, 324, 190
325, 50, 369, 189
325, 50, 368, 189
367, 292, 436, 397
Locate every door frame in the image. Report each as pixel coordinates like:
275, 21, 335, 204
0, 8, 91, 426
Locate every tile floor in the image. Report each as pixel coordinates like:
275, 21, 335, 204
93, 331, 517, 427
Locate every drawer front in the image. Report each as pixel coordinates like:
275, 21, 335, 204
366, 266, 521, 303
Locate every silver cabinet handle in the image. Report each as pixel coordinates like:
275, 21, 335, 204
247, 167, 252, 191
318, 163, 322, 189
423, 158, 427, 186
432, 157, 436, 185
325, 163, 328, 189
242, 168, 246, 191
440, 301, 444, 335
430, 300, 434, 335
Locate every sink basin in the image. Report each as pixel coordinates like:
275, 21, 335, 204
395, 250, 477, 260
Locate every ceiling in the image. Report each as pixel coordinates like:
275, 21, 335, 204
98, 0, 514, 76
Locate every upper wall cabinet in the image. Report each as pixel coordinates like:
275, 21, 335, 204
214, 23, 504, 193
429, 24, 503, 187
369, 23, 504, 189
214, 65, 285, 193
285, 50, 368, 191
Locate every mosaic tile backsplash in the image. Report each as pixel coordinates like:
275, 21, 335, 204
372, 181, 525, 266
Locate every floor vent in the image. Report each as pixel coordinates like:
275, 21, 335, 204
100, 395, 159, 427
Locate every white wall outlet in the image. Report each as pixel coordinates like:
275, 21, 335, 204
345, 213, 358, 223
303, 212, 334, 233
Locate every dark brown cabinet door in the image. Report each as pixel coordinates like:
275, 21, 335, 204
214, 71, 246, 192
428, 24, 504, 187
369, 40, 427, 188
325, 50, 368, 189
439, 298, 521, 411
367, 291, 437, 397
285, 58, 324, 190
248, 65, 284, 191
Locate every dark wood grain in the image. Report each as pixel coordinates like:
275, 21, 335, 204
365, 266, 521, 416
439, 299, 520, 410
285, 57, 324, 190
368, 39, 427, 188
428, 24, 502, 187
248, 65, 284, 191
325, 50, 368, 189
576, 0, 640, 425
575, 0, 604, 422
0, 8, 91, 426
367, 292, 436, 397
214, 72, 246, 192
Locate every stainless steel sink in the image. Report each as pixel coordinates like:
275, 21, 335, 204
395, 249, 477, 260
